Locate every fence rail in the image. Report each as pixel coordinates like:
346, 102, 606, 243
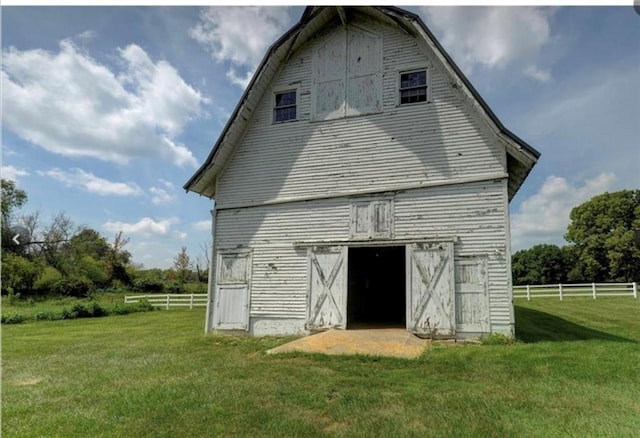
513, 282, 638, 301
124, 294, 207, 309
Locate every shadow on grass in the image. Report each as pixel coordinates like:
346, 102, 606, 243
514, 306, 634, 343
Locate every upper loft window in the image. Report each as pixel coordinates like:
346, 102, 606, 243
399, 70, 427, 105
274, 90, 297, 122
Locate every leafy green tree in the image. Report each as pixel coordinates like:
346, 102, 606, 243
1, 179, 28, 252
1, 179, 27, 226
173, 247, 192, 285
565, 190, 640, 282
1, 252, 42, 295
512, 244, 570, 285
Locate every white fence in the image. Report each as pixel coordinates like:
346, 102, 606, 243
513, 282, 638, 301
124, 294, 208, 309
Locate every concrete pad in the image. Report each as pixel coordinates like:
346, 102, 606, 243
266, 328, 430, 359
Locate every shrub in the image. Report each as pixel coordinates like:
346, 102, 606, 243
133, 278, 164, 293
1, 253, 42, 295
33, 311, 59, 321
1, 313, 26, 324
69, 302, 107, 318
480, 333, 518, 345
52, 276, 93, 298
165, 282, 184, 294
34, 266, 63, 293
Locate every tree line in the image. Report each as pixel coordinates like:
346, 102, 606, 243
512, 190, 640, 285
1, 179, 209, 298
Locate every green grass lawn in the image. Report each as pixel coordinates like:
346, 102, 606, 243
2, 298, 639, 437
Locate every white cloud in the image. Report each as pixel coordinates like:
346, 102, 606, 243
1, 165, 29, 183
38, 167, 143, 196
192, 220, 211, 231
226, 67, 254, 89
158, 178, 175, 190
421, 7, 553, 81
511, 172, 617, 251
190, 6, 291, 88
149, 186, 176, 205
103, 216, 179, 237
2, 40, 207, 168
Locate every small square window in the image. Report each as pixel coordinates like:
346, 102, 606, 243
274, 90, 297, 122
399, 70, 427, 105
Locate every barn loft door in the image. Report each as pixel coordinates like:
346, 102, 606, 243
407, 242, 455, 338
312, 25, 381, 121
455, 258, 490, 333
213, 250, 252, 330
307, 246, 347, 330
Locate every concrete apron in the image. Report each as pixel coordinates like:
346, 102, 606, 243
266, 328, 431, 359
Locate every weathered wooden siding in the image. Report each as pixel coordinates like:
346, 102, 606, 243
214, 179, 511, 335
216, 14, 506, 208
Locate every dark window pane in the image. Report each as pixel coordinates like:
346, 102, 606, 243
275, 91, 296, 107
274, 106, 297, 122
400, 70, 426, 89
400, 87, 427, 104
274, 90, 297, 122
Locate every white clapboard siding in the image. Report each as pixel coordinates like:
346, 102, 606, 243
216, 14, 505, 208
215, 179, 510, 332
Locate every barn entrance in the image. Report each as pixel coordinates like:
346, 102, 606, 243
347, 246, 405, 328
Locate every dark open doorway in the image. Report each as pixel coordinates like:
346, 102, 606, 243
347, 246, 406, 328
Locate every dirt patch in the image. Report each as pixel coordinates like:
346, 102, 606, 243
12, 377, 42, 387
267, 328, 430, 359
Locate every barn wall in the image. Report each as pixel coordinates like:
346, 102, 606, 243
213, 179, 512, 336
215, 13, 506, 208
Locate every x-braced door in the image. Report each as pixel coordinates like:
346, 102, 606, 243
307, 246, 347, 330
407, 242, 455, 338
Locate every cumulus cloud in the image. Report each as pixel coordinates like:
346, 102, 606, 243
190, 6, 292, 88
103, 216, 179, 237
2, 40, 207, 167
510, 172, 617, 251
192, 220, 211, 231
421, 7, 554, 81
1, 165, 29, 183
38, 167, 143, 196
149, 186, 176, 205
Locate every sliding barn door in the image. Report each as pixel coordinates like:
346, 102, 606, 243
407, 242, 455, 338
307, 246, 347, 330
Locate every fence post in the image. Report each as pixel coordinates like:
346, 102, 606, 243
190, 294, 194, 310
166, 295, 170, 310
592, 282, 597, 300
559, 283, 563, 301
526, 285, 531, 301
634, 282, 638, 299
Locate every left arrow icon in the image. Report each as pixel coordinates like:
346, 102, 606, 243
13, 234, 20, 245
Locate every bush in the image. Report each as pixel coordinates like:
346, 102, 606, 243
52, 276, 93, 298
1, 253, 42, 295
165, 282, 184, 294
133, 278, 164, 293
480, 333, 518, 345
33, 311, 58, 321
1, 312, 26, 324
34, 266, 64, 293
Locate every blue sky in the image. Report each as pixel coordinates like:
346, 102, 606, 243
2, 6, 639, 268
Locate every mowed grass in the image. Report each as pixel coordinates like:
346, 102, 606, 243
3, 299, 640, 437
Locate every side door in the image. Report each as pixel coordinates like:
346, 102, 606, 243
407, 242, 455, 338
307, 246, 347, 330
455, 258, 490, 333
212, 250, 252, 330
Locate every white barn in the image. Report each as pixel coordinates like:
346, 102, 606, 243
185, 6, 540, 339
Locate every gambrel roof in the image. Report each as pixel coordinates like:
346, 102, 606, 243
185, 6, 540, 201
